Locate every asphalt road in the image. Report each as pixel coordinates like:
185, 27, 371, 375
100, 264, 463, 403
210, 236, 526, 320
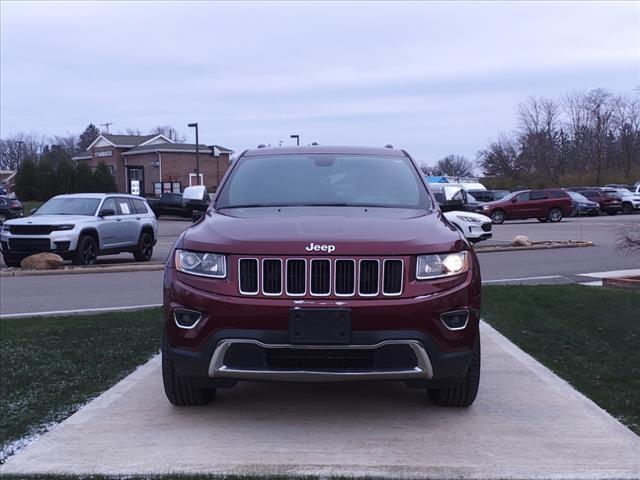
1, 215, 638, 316
4, 323, 639, 477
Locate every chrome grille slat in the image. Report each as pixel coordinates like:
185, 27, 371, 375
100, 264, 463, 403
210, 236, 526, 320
383, 259, 403, 296
238, 258, 259, 295
262, 258, 282, 295
358, 259, 379, 296
335, 259, 356, 296
239, 257, 403, 297
310, 259, 331, 296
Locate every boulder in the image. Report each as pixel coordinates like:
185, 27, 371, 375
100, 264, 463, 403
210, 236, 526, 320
512, 235, 533, 247
20, 252, 64, 270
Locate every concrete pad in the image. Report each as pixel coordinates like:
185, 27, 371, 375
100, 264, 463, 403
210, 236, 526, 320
3, 323, 639, 479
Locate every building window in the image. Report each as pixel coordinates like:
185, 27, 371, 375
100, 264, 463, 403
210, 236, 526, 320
153, 181, 181, 196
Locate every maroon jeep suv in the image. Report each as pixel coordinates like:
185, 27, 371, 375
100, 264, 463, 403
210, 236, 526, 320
163, 146, 481, 407
481, 189, 573, 224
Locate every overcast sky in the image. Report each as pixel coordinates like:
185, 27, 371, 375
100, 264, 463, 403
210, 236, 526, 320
1, 1, 638, 166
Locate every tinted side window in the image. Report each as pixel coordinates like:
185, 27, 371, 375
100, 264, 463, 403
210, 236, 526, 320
530, 190, 548, 200
115, 198, 134, 215
516, 192, 530, 202
133, 199, 148, 214
547, 190, 566, 198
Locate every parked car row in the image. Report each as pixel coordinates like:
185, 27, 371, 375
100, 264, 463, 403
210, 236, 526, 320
453, 184, 639, 225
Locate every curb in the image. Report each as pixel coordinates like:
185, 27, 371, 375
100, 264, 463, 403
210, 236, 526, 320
0, 262, 165, 278
475, 240, 593, 253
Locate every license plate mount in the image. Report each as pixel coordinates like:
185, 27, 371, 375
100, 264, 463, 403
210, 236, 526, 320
289, 308, 351, 344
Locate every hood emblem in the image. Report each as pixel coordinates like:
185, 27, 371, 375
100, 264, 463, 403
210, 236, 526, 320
305, 242, 336, 254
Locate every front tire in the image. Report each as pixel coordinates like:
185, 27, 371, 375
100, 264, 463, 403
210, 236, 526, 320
133, 232, 154, 262
2, 254, 23, 268
622, 203, 633, 215
162, 334, 215, 406
547, 207, 563, 222
427, 337, 480, 407
72, 235, 97, 265
490, 209, 506, 224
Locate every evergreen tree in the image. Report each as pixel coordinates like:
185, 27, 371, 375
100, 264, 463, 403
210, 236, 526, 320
14, 158, 38, 201
78, 123, 101, 151
75, 161, 95, 193
55, 159, 77, 195
93, 162, 117, 193
35, 158, 57, 201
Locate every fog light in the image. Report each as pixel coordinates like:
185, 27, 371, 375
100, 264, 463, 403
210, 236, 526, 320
440, 310, 469, 331
174, 308, 203, 329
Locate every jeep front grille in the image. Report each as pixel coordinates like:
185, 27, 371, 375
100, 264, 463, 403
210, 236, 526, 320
238, 257, 404, 297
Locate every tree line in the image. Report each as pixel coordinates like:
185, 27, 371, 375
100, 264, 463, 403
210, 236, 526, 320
0, 123, 186, 171
477, 88, 639, 189
2, 123, 187, 201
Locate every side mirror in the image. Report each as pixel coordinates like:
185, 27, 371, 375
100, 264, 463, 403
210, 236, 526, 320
30, 208, 38, 215
100, 208, 116, 217
440, 199, 465, 212
511, 198, 518, 203
182, 185, 210, 212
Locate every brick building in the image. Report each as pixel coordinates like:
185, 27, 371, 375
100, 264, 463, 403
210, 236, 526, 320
72, 134, 233, 196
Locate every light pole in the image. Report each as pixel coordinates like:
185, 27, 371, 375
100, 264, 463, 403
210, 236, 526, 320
188, 122, 200, 185
290, 134, 300, 146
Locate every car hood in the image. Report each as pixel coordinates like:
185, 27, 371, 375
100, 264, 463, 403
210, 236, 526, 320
4, 214, 96, 225
181, 206, 465, 255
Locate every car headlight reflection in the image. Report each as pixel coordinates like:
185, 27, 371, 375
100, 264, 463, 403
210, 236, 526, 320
455, 215, 480, 223
416, 252, 468, 280
175, 249, 226, 278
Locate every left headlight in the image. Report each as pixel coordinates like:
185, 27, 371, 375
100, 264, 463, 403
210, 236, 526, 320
416, 252, 469, 280
54, 224, 75, 231
455, 215, 480, 223
175, 249, 226, 278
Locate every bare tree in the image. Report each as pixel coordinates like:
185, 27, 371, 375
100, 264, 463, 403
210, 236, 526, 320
0, 133, 46, 170
433, 154, 475, 177
150, 125, 187, 143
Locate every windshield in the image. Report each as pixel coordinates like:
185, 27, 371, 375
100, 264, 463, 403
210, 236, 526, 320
216, 154, 432, 210
616, 188, 632, 196
499, 191, 522, 202
493, 190, 510, 200
568, 191, 589, 203
34, 197, 101, 216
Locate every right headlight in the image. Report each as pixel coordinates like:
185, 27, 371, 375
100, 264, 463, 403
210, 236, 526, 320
416, 252, 469, 280
175, 249, 226, 278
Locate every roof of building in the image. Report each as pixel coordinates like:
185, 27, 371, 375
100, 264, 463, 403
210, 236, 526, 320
122, 142, 233, 156
102, 134, 156, 146
243, 145, 405, 157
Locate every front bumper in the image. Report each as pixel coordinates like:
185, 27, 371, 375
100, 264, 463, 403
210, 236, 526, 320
0, 231, 79, 257
169, 328, 475, 388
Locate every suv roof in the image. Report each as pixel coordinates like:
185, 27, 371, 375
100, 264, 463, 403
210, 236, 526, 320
52, 193, 143, 199
243, 145, 406, 157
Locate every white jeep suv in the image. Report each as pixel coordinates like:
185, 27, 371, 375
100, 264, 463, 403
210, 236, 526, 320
0, 193, 157, 268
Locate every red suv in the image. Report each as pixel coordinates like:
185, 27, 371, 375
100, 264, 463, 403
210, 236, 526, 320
481, 189, 573, 224
163, 146, 482, 407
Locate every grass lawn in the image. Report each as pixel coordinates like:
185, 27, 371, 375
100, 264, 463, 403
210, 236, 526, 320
21, 201, 43, 216
483, 284, 640, 435
0, 309, 163, 460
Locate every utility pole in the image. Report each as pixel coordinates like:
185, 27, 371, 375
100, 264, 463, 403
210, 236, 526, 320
290, 134, 300, 146
188, 122, 200, 185
100, 122, 113, 133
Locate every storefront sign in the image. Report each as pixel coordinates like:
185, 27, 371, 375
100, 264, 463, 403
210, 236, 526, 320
96, 150, 113, 158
